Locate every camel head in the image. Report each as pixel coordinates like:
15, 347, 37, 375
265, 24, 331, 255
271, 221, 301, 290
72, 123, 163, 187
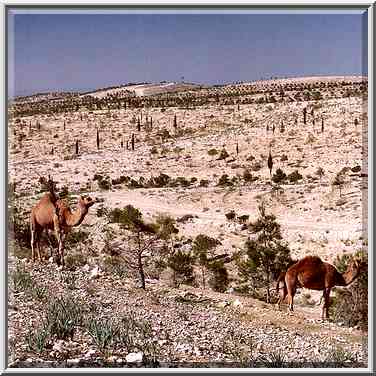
78, 196, 96, 209
347, 255, 366, 278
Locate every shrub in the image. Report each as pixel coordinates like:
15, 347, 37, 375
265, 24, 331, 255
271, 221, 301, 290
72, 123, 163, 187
150, 146, 158, 155
171, 176, 191, 188
108, 205, 143, 229
225, 210, 236, 221
12, 263, 33, 292
98, 176, 111, 190
102, 256, 128, 278
207, 261, 229, 292
65, 230, 89, 248
208, 148, 218, 156
167, 251, 195, 287
199, 179, 209, 187
287, 170, 303, 183
218, 148, 229, 160
8, 203, 30, 249
64, 253, 88, 271
251, 161, 262, 172
217, 174, 233, 187
243, 169, 258, 183
112, 176, 129, 185
330, 253, 368, 329
351, 165, 361, 173
150, 173, 170, 188
272, 168, 287, 184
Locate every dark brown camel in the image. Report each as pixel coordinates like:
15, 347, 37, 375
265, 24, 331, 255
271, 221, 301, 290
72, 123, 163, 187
276, 255, 363, 319
30, 177, 96, 266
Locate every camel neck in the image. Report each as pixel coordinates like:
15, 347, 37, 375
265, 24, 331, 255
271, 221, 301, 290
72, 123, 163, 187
338, 267, 359, 286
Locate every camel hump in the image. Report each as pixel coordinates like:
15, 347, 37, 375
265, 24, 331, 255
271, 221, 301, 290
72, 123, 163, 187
289, 255, 324, 272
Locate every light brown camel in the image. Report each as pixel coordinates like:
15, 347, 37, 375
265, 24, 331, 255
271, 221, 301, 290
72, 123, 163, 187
30, 178, 96, 266
276, 255, 363, 320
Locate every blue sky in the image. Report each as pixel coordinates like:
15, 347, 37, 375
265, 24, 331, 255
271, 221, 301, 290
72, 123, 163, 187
8, 11, 367, 97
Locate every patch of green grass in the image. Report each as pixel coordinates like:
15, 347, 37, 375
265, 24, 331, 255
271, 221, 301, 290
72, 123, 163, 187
46, 295, 84, 340
11, 263, 33, 292
86, 317, 119, 353
26, 325, 50, 354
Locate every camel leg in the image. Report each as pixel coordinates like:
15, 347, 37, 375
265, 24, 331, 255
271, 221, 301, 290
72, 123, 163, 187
279, 285, 287, 310
30, 228, 36, 262
35, 231, 42, 262
286, 279, 296, 312
58, 233, 65, 267
45, 229, 55, 259
322, 288, 331, 320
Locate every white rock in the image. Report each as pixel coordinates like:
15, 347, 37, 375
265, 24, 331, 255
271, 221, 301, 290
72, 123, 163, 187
126, 352, 144, 363
107, 355, 118, 362
233, 299, 242, 307
67, 358, 80, 365
89, 265, 102, 279
83, 264, 90, 272
53, 340, 65, 352
218, 301, 230, 308
84, 349, 97, 358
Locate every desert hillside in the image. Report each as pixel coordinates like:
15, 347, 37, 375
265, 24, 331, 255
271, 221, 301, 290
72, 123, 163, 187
8, 76, 368, 368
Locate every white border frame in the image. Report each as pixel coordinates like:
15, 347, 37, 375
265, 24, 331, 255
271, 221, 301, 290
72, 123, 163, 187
1, 1, 373, 374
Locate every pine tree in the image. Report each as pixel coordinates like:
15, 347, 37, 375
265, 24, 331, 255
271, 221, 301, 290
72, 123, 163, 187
173, 114, 177, 128
236, 142, 239, 155
131, 133, 135, 151
236, 202, 292, 303
267, 151, 273, 176
137, 118, 141, 132
75, 140, 79, 155
303, 107, 307, 125
321, 117, 324, 133
96, 129, 100, 150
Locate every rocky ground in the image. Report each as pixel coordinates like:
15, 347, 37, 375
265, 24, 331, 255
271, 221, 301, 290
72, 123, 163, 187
8, 76, 368, 368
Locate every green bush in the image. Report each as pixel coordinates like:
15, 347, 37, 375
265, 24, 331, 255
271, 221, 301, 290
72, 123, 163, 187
287, 170, 303, 183
225, 210, 236, 221
243, 169, 258, 183
150, 173, 170, 188
102, 256, 128, 278
12, 263, 33, 292
330, 253, 368, 329
208, 148, 218, 156
199, 179, 209, 187
98, 176, 111, 190
168, 251, 195, 287
8, 204, 30, 249
218, 148, 229, 160
207, 261, 229, 292
64, 253, 88, 271
272, 168, 287, 184
217, 174, 233, 187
